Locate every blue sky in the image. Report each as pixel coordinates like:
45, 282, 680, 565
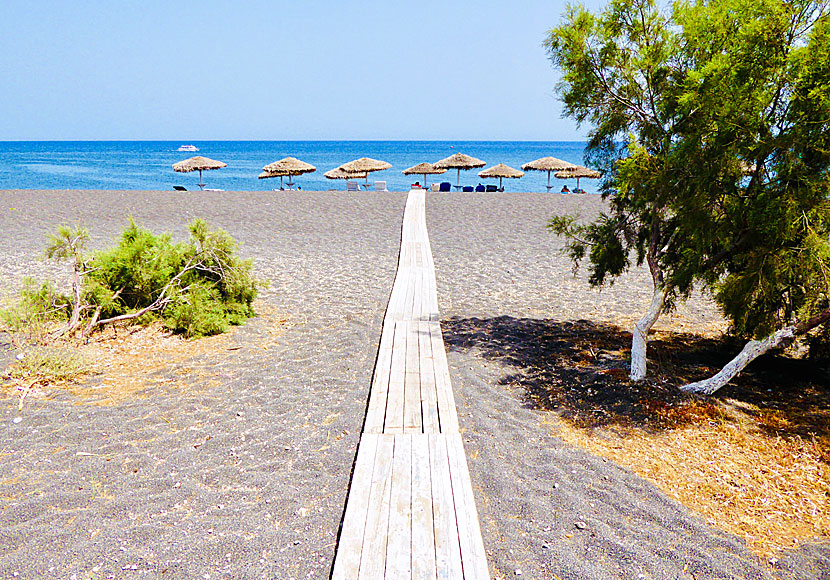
0, 0, 604, 141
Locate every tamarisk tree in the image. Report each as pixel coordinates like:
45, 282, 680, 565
42, 218, 258, 338
546, 0, 830, 391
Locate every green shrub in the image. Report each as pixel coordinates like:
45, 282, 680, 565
5, 219, 259, 340
0, 278, 71, 340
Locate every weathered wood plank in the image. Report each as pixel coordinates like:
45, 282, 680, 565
385, 322, 407, 433
418, 321, 440, 433
404, 321, 423, 433
411, 434, 437, 580
429, 434, 464, 580
387, 434, 413, 579
358, 434, 395, 580
331, 433, 380, 580
446, 433, 490, 580
428, 322, 459, 433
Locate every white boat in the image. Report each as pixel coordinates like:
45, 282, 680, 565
177, 144, 199, 152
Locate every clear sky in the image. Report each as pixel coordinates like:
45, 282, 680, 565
0, 0, 604, 141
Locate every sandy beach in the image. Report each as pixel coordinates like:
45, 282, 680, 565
0, 190, 822, 579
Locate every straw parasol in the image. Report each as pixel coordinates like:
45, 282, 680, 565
338, 157, 392, 187
478, 163, 524, 190
259, 156, 316, 189
173, 156, 227, 190
324, 167, 368, 180
521, 156, 577, 191
434, 153, 486, 188
402, 162, 446, 187
554, 165, 602, 192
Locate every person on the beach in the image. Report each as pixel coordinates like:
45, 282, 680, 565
561, 185, 570, 193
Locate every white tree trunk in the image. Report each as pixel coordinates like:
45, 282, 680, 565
630, 285, 668, 381
681, 327, 795, 395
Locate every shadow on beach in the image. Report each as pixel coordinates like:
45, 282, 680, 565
441, 314, 830, 445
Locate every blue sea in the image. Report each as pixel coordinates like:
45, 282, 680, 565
0, 141, 593, 193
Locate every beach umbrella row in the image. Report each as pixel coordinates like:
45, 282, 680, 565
173, 153, 602, 192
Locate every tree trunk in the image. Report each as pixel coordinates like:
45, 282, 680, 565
682, 308, 830, 395
630, 223, 667, 382
66, 264, 83, 334
630, 284, 668, 381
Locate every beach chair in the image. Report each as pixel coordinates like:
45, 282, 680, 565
475, 184, 485, 192
439, 182, 451, 192
430, 183, 440, 192
462, 186, 474, 192
346, 181, 360, 192
374, 180, 388, 192
486, 184, 498, 192
173, 185, 187, 191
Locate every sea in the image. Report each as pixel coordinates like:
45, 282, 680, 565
0, 141, 594, 193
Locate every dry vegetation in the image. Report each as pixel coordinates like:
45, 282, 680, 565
444, 317, 830, 560
1, 300, 287, 408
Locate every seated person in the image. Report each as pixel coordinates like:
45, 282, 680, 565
475, 183, 485, 192
561, 185, 571, 193
411, 181, 421, 189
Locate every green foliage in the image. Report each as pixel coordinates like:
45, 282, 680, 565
545, 0, 830, 339
81, 218, 258, 337
44, 225, 89, 266
5, 219, 259, 339
0, 278, 71, 340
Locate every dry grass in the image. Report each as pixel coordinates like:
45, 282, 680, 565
1, 300, 288, 407
548, 403, 829, 558
443, 315, 830, 561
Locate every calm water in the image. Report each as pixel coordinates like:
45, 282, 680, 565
0, 141, 594, 193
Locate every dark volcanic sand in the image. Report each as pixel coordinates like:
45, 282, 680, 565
0, 190, 824, 579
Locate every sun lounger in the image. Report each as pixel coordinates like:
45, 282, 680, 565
430, 183, 440, 192
346, 181, 360, 192
439, 182, 451, 192
475, 184, 485, 192
374, 180, 388, 192
486, 184, 498, 192
173, 185, 187, 191
462, 186, 474, 192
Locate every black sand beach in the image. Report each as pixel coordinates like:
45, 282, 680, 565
0, 190, 822, 579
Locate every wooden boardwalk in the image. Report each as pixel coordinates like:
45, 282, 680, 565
331, 190, 490, 579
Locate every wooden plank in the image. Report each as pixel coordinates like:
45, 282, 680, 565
357, 434, 396, 580
411, 432, 436, 580
385, 322, 407, 433
404, 321, 422, 433
428, 322, 459, 433
446, 433, 490, 580
386, 434, 413, 579
364, 343, 393, 433
429, 434, 464, 580
332, 434, 380, 580
418, 321, 440, 433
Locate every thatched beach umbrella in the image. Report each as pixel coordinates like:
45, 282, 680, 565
173, 156, 227, 190
434, 153, 486, 188
338, 157, 392, 187
258, 169, 291, 189
555, 165, 602, 191
324, 167, 368, 189
402, 162, 446, 187
478, 163, 524, 190
522, 156, 577, 191
260, 156, 316, 189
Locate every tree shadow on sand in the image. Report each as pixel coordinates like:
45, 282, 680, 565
442, 315, 829, 454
